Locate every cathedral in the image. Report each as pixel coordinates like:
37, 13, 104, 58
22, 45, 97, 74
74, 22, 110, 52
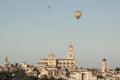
36, 43, 77, 69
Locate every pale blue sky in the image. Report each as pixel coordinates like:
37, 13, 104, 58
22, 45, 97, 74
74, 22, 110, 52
0, 0, 120, 68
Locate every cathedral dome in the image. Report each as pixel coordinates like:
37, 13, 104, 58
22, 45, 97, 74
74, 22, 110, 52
48, 50, 55, 59
49, 53, 54, 57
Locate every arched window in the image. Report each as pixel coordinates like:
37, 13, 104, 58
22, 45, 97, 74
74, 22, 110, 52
67, 62, 70, 64
71, 62, 74, 64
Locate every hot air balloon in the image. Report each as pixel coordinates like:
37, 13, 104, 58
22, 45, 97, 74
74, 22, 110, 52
74, 11, 82, 20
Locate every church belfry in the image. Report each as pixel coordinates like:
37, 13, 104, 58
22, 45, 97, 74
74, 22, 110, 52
101, 58, 107, 73
67, 43, 74, 59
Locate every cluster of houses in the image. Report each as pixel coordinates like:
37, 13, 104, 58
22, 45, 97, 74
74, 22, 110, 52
0, 43, 120, 80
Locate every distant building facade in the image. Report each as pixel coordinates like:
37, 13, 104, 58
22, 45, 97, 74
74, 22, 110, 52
36, 43, 77, 69
1, 44, 120, 80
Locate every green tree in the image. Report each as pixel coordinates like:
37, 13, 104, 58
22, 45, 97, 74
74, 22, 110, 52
115, 67, 120, 73
0, 71, 12, 80
12, 69, 26, 80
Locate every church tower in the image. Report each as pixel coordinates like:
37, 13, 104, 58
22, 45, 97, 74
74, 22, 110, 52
4, 56, 9, 65
67, 43, 74, 59
101, 58, 107, 73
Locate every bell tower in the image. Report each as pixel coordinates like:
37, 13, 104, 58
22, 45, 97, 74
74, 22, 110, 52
101, 58, 107, 72
67, 43, 74, 59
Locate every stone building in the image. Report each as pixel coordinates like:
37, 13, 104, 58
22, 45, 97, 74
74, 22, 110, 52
36, 43, 77, 70
0, 56, 15, 72
101, 58, 107, 73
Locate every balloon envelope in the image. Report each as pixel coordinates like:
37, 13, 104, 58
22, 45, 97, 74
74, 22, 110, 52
74, 11, 82, 20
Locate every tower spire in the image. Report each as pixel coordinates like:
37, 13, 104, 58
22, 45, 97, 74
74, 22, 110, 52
67, 43, 74, 59
5, 56, 8, 61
